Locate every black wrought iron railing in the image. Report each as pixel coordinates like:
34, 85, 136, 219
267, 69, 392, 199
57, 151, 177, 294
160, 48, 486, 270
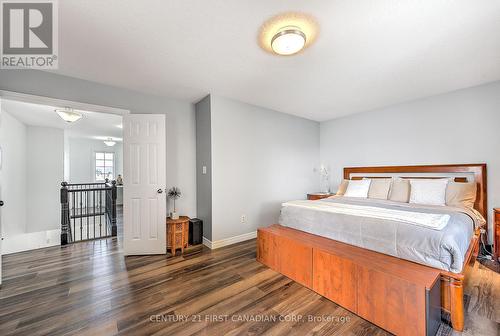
60, 180, 117, 245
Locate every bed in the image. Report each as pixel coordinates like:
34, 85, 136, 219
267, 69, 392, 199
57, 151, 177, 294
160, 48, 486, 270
257, 164, 487, 333
279, 196, 483, 273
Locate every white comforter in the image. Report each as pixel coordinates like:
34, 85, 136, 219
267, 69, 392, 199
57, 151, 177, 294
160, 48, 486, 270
282, 200, 451, 230
279, 196, 484, 273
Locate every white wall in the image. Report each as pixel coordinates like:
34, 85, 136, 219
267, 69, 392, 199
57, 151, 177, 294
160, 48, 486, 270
320, 81, 500, 240
2, 229, 60, 254
0, 70, 197, 218
68, 138, 123, 183
26, 126, 65, 233
63, 131, 70, 181
210, 95, 320, 241
0, 110, 27, 236
0, 111, 64, 253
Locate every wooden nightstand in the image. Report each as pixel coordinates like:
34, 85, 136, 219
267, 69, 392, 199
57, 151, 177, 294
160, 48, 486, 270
494, 208, 500, 261
166, 216, 189, 256
307, 193, 335, 200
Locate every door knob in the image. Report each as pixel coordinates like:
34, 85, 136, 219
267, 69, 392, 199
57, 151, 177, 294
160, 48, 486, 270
0, 200, 4, 206
157, 189, 163, 194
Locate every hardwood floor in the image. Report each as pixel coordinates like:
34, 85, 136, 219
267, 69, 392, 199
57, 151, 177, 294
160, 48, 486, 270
0, 236, 498, 335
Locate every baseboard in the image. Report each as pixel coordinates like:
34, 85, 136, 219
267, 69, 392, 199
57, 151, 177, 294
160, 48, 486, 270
202, 237, 213, 249
203, 231, 257, 250
2, 229, 61, 254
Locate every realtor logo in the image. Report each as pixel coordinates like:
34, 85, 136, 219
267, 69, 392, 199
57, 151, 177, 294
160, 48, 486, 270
1, 0, 58, 68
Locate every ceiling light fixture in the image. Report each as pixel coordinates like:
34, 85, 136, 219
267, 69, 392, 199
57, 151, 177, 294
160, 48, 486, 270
258, 12, 318, 56
271, 26, 306, 55
103, 138, 116, 147
55, 107, 83, 123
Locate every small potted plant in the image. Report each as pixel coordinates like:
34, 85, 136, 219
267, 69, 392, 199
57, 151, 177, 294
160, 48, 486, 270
167, 187, 181, 219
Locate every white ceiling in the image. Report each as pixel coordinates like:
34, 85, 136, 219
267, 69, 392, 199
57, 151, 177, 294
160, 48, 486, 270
53, 0, 500, 121
1, 99, 123, 141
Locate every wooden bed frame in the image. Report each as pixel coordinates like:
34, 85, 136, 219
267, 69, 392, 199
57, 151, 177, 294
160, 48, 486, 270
257, 164, 486, 333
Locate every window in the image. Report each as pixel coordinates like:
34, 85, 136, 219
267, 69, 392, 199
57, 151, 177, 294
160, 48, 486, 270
95, 152, 114, 181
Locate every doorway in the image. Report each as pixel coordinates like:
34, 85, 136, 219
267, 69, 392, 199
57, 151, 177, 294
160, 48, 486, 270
0, 96, 124, 252
0, 91, 168, 286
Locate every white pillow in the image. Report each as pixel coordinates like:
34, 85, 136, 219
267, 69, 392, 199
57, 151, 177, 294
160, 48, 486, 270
409, 179, 449, 206
363, 178, 392, 200
344, 179, 371, 198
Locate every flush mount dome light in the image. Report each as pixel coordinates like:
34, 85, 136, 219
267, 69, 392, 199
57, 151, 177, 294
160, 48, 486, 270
55, 107, 82, 123
103, 138, 116, 147
259, 12, 318, 56
271, 26, 306, 55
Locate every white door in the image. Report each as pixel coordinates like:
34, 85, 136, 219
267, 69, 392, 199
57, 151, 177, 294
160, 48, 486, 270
123, 114, 166, 255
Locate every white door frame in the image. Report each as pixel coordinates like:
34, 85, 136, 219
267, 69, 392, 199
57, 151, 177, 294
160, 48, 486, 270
0, 90, 130, 117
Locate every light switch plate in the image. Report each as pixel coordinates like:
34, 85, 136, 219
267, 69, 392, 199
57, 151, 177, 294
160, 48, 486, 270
202, 166, 207, 174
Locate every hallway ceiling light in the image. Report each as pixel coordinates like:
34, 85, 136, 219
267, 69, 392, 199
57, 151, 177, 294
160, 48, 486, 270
55, 107, 82, 123
104, 138, 116, 147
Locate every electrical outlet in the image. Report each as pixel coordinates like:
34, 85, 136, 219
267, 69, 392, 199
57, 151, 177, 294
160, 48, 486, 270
240, 215, 246, 223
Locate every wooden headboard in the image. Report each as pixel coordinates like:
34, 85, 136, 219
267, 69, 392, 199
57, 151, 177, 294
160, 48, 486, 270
343, 164, 487, 220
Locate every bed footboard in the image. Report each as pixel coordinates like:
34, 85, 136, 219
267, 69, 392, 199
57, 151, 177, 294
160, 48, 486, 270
257, 225, 443, 336
258, 224, 480, 334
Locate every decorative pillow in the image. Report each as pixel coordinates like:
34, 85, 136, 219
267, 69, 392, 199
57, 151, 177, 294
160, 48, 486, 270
409, 179, 449, 206
446, 182, 477, 208
363, 178, 392, 200
344, 179, 371, 198
389, 178, 410, 203
336, 179, 349, 196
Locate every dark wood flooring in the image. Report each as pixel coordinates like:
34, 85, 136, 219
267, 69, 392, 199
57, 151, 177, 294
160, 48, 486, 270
0, 235, 498, 335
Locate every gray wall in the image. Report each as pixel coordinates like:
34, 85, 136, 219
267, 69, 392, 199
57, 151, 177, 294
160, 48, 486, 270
210, 95, 320, 241
0, 70, 197, 218
320, 81, 500, 240
195, 96, 212, 240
